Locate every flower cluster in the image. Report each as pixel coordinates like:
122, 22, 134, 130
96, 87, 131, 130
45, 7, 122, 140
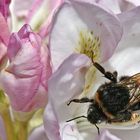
0, 0, 140, 140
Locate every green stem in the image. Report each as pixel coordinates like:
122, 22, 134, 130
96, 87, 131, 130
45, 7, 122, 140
1, 109, 16, 140
16, 121, 28, 140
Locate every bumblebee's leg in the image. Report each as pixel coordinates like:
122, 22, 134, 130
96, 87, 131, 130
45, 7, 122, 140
67, 97, 94, 105
91, 52, 117, 82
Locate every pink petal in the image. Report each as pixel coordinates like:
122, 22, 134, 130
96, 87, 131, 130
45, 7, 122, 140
0, 43, 7, 66
125, 0, 140, 6
94, 0, 135, 14
39, 0, 64, 37
25, 0, 63, 35
0, 0, 11, 20
17, 24, 32, 38
0, 44, 42, 111
7, 33, 22, 62
7, 24, 32, 61
26, 0, 44, 23
0, 12, 10, 45
40, 45, 52, 89
12, 0, 34, 17
49, 0, 63, 10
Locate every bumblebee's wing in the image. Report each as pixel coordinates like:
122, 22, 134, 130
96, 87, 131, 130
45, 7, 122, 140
118, 73, 140, 108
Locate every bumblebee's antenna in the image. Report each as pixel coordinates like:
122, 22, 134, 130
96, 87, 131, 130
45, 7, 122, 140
66, 115, 100, 135
66, 115, 87, 122
95, 124, 100, 135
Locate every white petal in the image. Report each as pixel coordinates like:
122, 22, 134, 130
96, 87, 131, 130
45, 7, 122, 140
108, 7, 140, 75
28, 125, 48, 140
110, 127, 140, 140
47, 54, 90, 139
50, 1, 122, 69
118, 7, 140, 49
50, 3, 88, 70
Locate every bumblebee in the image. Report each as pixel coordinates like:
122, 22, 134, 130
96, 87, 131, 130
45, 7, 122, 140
67, 56, 140, 134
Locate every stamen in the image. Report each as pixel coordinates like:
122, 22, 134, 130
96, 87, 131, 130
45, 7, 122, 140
75, 30, 100, 61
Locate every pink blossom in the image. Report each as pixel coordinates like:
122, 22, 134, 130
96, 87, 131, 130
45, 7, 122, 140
0, 24, 52, 112
43, 4, 140, 140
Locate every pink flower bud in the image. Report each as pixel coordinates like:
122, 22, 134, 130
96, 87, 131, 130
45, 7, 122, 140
0, 24, 52, 112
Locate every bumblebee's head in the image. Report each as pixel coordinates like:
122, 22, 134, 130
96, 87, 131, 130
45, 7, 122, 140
87, 103, 106, 124
97, 83, 130, 114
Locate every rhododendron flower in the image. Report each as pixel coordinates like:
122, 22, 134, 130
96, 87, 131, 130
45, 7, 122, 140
43, 5, 140, 140
0, 24, 52, 113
